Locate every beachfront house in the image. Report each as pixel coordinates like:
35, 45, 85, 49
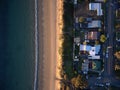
89, 3, 103, 16
85, 31, 100, 40
80, 44, 101, 59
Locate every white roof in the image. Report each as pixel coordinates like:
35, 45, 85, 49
80, 44, 101, 59
88, 55, 100, 59
88, 20, 101, 28
80, 44, 100, 55
74, 0, 77, 5
89, 47, 96, 56
89, 3, 103, 16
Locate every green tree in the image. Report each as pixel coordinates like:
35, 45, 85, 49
71, 75, 88, 89
79, 17, 84, 23
95, 40, 99, 45
115, 24, 120, 29
114, 51, 120, 60
100, 34, 106, 43
104, 0, 107, 3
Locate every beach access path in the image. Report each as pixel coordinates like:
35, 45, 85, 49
37, 0, 57, 90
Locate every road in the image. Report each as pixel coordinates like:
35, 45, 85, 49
102, 0, 119, 84
107, 0, 113, 75
103, 0, 114, 78
89, 0, 120, 87
37, 0, 57, 90
99, 0, 120, 86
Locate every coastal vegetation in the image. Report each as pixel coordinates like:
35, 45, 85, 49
61, 0, 74, 80
71, 75, 88, 89
59, 1, 88, 90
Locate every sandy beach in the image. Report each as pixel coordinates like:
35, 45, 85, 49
37, 0, 63, 90
37, 0, 57, 90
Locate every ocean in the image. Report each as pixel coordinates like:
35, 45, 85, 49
3, 0, 35, 90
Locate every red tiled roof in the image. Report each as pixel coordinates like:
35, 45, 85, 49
87, 31, 98, 40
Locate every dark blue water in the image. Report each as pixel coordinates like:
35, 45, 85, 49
0, 1, 8, 89
0, 0, 35, 90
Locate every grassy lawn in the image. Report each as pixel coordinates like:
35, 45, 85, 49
63, 2, 73, 31
115, 70, 120, 79
110, 86, 120, 90
116, 46, 120, 51
78, 60, 82, 71
75, 44, 79, 56
62, 1, 74, 80
80, 31, 85, 42
64, 60, 74, 79
116, 32, 120, 39
88, 71, 99, 77
62, 35, 73, 60
75, 30, 80, 37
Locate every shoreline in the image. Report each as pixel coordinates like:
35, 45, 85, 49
34, 0, 38, 90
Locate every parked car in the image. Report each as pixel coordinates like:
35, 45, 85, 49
97, 77, 101, 79
95, 83, 104, 87
106, 53, 108, 58
107, 34, 109, 38
86, 75, 88, 79
106, 48, 109, 58
74, 0, 77, 5
106, 82, 110, 86
98, 84, 104, 87
107, 46, 112, 48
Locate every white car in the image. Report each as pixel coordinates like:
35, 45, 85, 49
95, 83, 104, 87
107, 34, 109, 38
86, 75, 88, 79
97, 77, 101, 79
74, 0, 77, 4
106, 82, 110, 86
106, 53, 108, 58
107, 46, 112, 48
